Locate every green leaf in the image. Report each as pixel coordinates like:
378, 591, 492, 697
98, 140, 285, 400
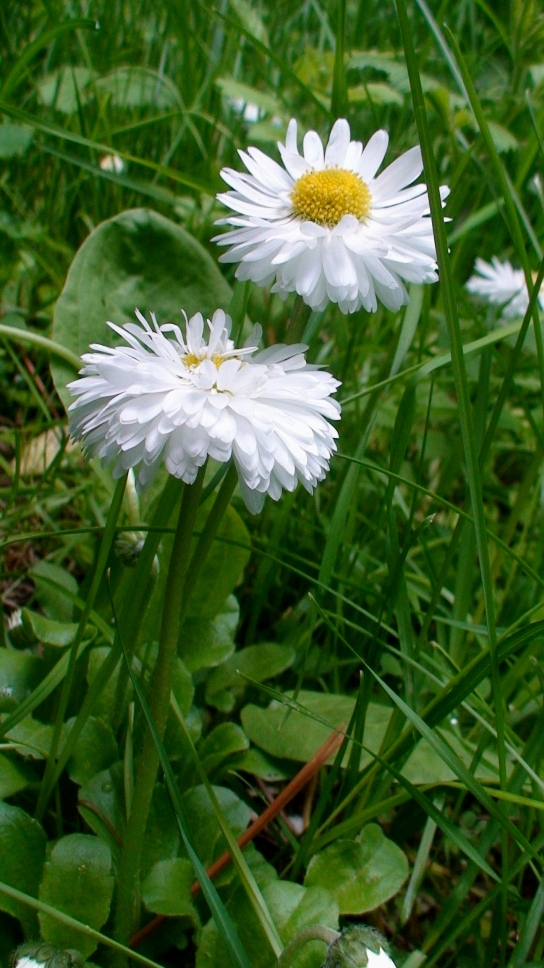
0, 122, 33, 158
141, 858, 196, 917
180, 596, 238, 673
0, 801, 46, 935
51, 208, 232, 409
21, 609, 79, 648
181, 784, 251, 874
0, 650, 43, 713
198, 879, 339, 968
304, 825, 408, 914
241, 691, 390, 767
95, 66, 182, 109
3, 715, 53, 759
206, 643, 295, 711
30, 560, 78, 622
198, 723, 249, 772
37, 67, 95, 113
63, 715, 118, 785
78, 763, 126, 856
38, 834, 114, 958
188, 505, 251, 620
0, 753, 33, 798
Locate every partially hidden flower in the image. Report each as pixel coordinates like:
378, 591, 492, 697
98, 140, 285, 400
214, 118, 449, 315
466, 257, 544, 319
12, 943, 84, 968
324, 925, 397, 967
68, 309, 341, 514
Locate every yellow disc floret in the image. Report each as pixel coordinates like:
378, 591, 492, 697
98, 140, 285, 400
290, 168, 372, 227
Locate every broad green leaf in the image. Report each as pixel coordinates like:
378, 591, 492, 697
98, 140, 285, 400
38, 834, 114, 957
37, 67, 95, 113
187, 504, 251, 620
198, 723, 249, 776
63, 715, 118, 785
179, 596, 239, 673
3, 715, 53, 759
197, 878, 338, 968
95, 67, 182, 110
21, 609, 79, 648
0, 802, 46, 935
171, 657, 194, 717
0, 650, 43, 713
181, 784, 251, 874
0, 754, 32, 798
241, 691, 390, 768
206, 643, 295, 711
78, 763, 126, 856
51, 208, 232, 409
86, 646, 122, 720
304, 825, 408, 914
141, 858, 196, 918
0, 122, 33, 158
30, 560, 78, 622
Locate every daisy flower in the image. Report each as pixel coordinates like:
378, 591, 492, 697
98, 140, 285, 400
324, 926, 397, 967
214, 118, 449, 314
466, 257, 544, 319
68, 309, 340, 514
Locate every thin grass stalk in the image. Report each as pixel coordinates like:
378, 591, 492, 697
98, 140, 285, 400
393, 9, 509, 953
35, 473, 127, 823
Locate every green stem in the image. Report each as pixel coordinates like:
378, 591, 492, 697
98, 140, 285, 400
285, 295, 312, 345
113, 468, 206, 954
277, 926, 339, 967
35, 474, 127, 823
181, 462, 238, 617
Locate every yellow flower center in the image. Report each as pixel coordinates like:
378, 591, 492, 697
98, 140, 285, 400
183, 352, 224, 368
290, 168, 372, 227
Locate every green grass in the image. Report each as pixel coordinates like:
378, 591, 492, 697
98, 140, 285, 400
1, 0, 544, 965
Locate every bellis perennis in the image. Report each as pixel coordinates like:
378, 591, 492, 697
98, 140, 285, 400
68, 309, 341, 514
214, 118, 448, 315
466, 257, 544, 319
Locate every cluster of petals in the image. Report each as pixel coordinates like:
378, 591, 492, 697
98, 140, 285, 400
466, 257, 544, 319
214, 118, 448, 314
68, 309, 341, 513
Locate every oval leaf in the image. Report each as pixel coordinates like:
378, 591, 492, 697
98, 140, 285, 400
51, 208, 232, 409
304, 825, 408, 914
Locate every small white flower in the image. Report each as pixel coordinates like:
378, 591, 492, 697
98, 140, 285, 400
68, 309, 340, 514
99, 153, 124, 174
214, 117, 448, 315
466, 257, 544, 319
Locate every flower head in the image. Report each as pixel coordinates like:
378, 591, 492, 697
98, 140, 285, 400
12, 944, 83, 968
68, 309, 340, 513
214, 118, 448, 314
324, 925, 397, 967
466, 257, 544, 319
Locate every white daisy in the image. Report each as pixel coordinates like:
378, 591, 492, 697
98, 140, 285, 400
466, 257, 544, 319
214, 117, 449, 314
67, 309, 340, 514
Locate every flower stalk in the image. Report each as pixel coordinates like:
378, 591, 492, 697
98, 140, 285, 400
113, 467, 206, 955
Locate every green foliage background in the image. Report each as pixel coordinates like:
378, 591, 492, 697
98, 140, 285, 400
1, 0, 544, 965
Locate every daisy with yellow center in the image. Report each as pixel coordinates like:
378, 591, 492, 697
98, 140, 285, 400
68, 309, 341, 513
214, 118, 449, 315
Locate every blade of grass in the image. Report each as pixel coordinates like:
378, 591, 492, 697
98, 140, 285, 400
0, 881, 162, 968
117, 611, 253, 968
